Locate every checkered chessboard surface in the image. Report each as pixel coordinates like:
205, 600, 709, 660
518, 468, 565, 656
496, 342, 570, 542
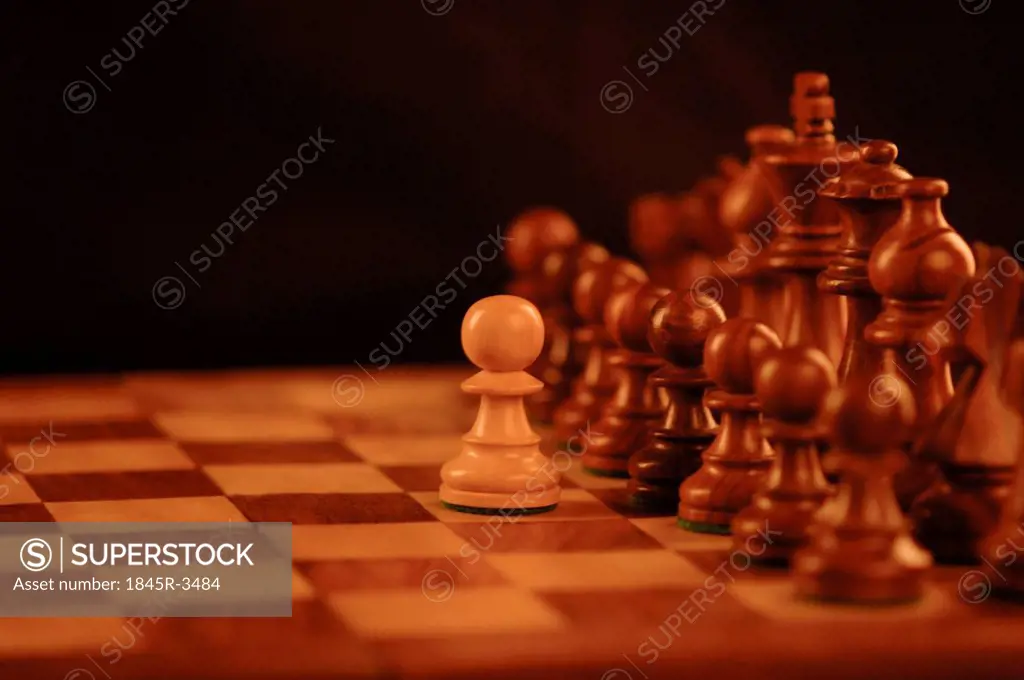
0, 367, 1022, 680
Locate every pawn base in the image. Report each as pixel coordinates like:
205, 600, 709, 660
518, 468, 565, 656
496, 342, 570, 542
732, 496, 829, 564
583, 465, 629, 479
677, 462, 770, 537
792, 538, 930, 605
441, 501, 557, 516
439, 484, 560, 513
677, 517, 731, 535
628, 480, 679, 514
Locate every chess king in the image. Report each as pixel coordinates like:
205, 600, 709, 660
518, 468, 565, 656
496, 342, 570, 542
439, 295, 561, 514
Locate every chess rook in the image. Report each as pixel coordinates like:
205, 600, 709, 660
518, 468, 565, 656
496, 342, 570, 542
439, 295, 560, 515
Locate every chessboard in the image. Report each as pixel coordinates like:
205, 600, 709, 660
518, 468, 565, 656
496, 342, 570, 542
0, 367, 1022, 680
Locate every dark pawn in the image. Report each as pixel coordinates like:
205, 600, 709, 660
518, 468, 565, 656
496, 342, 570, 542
525, 244, 609, 423
563, 243, 613, 383
582, 283, 670, 477
793, 373, 932, 604
732, 346, 835, 563
504, 208, 582, 424
677, 318, 781, 534
554, 258, 647, 444
629, 291, 726, 512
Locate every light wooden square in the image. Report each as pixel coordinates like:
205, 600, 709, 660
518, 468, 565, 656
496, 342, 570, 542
8, 440, 194, 475
485, 550, 707, 591
292, 523, 466, 560
327, 586, 565, 638
0, 618, 136, 655
629, 517, 734, 552
46, 496, 248, 523
344, 434, 461, 465
0, 388, 140, 422
561, 463, 629, 490
292, 568, 317, 601
0, 473, 41, 505
203, 462, 401, 496
727, 580, 957, 621
153, 412, 334, 442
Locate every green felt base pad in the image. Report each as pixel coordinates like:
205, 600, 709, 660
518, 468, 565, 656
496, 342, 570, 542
677, 517, 731, 535
582, 466, 629, 479
441, 501, 558, 516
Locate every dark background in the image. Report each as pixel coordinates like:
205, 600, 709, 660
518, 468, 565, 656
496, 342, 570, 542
2, 0, 1020, 374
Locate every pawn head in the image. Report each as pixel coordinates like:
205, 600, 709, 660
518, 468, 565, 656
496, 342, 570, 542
647, 290, 726, 368
824, 372, 916, 453
574, 241, 611, 276
629, 194, 683, 262
755, 346, 837, 424
572, 258, 648, 325
704, 318, 782, 394
461, 295, 545, 372
533, 241, 612, 308
604, 282, 671, 353
505, 208, 580, 275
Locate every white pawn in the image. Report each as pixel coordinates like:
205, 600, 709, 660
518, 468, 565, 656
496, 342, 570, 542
440, 295, 561, 515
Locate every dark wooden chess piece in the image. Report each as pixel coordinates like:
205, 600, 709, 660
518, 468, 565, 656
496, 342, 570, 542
793, 372, 933, 603
732, 346, 835, 563
979, 338, 1024, 599
564, 242, 613, 383
865, 178, 976, 509
630, 290, 727, 511
583, 283, 670, 477
677, 318, 781, 534
554, 258, 647, 444
672, 188, 736, 316
759, 72, 858, 367
527, 243, 610, 423
719, 124, 795, 332
911, 244, 1022, 564
505, 208, 583, 423
629, 194, 686, 288
818, 140, 912, 385
505, 207, 580, 295
690, 175, 738, 260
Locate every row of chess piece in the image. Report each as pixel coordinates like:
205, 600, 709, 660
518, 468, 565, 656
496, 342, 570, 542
500, 70, 1024, 604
